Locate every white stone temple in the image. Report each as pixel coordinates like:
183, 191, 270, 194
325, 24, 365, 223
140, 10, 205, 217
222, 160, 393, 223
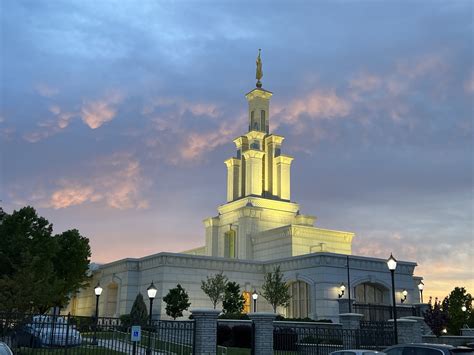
67, 57, 424, 322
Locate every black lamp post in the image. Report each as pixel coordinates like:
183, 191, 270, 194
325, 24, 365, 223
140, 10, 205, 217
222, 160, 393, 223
418, 281, 424, 303
346, 256, 352, 313
387, 253, 398, 344
146, 281, 157, 355
92, 283, 103, 345
252, 289, 258, 312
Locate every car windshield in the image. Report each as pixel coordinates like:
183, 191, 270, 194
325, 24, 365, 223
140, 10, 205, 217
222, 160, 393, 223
450, 350, 474, 355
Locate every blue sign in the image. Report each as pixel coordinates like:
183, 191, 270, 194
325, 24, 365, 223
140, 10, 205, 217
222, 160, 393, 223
131, 325, 141, 341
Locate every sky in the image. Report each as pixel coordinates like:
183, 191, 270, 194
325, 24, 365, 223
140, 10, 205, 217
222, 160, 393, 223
1, 0, 473, 301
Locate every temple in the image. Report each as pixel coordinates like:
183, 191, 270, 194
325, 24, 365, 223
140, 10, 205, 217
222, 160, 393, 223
66, 53, 423, 322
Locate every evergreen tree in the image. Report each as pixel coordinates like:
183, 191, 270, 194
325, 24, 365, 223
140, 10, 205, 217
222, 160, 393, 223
261, 266, 291, 313
163, 284, 191, 320
423, 298, 449, 337
201, 272, 228, 309
130, 293, 149, 326
222, 281, 245, 315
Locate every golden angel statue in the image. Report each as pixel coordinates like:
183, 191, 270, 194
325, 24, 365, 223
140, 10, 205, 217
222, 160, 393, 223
256, 49, 263, 87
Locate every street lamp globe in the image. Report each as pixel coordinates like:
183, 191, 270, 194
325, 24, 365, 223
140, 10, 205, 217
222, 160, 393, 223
417, 281, 424, 292
387, 254, 397, 271
252, 290, 258, 301
94, 283, 103, 296
462, 305, 467, 312
147, 281, 158, 299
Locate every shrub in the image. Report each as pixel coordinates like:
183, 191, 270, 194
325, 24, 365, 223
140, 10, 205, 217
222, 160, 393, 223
232, 325, 252, 348
274, 328, 298, 351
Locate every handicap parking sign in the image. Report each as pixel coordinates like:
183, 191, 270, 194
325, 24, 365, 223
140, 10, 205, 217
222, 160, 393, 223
131, 325, 141, 341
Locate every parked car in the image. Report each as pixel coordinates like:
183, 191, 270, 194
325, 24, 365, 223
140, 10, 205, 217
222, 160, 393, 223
0, 342, 13, 355
330, 350, 386, 355
14, 315, 82, 348
384, 344, 474, 355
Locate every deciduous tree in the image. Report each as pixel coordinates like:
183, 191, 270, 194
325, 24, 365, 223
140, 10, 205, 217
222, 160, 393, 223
423, 298, 449, 337
261, 266, 291, 313
442, 287, 473, 335
201, 272, 228, 309
0, 206, 91, 313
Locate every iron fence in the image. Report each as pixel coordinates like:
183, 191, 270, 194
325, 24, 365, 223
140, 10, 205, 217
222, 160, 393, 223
273, 322, 395, 355
353, 303, 418, 321
0, 312, 194, 355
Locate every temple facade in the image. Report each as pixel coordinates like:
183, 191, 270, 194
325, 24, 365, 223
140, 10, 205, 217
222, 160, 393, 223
67, 59, 424, 322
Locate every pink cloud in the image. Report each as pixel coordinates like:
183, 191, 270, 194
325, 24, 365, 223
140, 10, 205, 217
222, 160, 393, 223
44, 153, 150, 209
465, 70, 474, 94
81, 92, 123, 129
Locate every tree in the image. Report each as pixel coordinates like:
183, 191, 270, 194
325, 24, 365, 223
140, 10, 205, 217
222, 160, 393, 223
130, 293, 149, 326
201, 272, 228, 309
222, 281, 245, 315
442, 287, 473, 335
163, 284, 191, 319
262, 266, 291, 313
0, 206, 91, 313
424, 298, 449, 337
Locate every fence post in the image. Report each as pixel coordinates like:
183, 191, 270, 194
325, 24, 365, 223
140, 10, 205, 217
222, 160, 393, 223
339, 313, 363, 349
248, 312, 277, 355
191, 308, 220, 355
389, 318, 419, 343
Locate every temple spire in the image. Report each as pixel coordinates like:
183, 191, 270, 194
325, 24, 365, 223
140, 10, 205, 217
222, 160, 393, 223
256, 49, 263, 88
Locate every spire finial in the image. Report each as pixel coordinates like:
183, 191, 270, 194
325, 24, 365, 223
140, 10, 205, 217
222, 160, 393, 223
256, 49, 263, 88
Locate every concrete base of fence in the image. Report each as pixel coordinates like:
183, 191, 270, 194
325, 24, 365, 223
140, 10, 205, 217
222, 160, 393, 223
339, 313, 364, 348
248, 312, 277, 355
401, 316, 431, 336
389, 318, 420, 344
191, 308, 221, 355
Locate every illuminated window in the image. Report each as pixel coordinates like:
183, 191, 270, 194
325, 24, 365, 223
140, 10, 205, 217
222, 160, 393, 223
224, 229, 236, 258
242, 291, 251, 313
288, 281, 310, 318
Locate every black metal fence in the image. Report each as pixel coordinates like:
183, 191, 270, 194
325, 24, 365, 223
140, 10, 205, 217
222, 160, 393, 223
0, 313, 194, 355
273, 322, 395, 355
353, 303, 419, 321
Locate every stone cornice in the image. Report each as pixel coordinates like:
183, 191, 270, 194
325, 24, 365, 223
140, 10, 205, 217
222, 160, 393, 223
245, 131, 266, 141
224, 157, 241, 168
217, 196, 299, 215
265, 134, 285, 145
203, 216, 220, 227
274, 155, 294, 164
95, 251, 417, 277
233, 136, 248, 148
242, 149, 265, 159
245, 88, 273, 100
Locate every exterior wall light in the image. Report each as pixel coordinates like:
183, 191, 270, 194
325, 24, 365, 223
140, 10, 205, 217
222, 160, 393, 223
401, 289, 408, 303
338, 283, 346, 298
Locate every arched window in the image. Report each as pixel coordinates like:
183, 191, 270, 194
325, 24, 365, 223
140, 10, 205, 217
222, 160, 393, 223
242, 291, 251, 313
105, 282, 119, 317
355, 282, 388, 304
260, 110, 265, 132
288, 281, 310, 318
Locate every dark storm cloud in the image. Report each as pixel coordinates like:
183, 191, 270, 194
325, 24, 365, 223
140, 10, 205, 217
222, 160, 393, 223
1, 0, 472, 298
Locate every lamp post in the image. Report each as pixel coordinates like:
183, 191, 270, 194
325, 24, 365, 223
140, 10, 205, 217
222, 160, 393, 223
146, 281, 158, 355
346, 256, 352, 313
252, 289, 258, 312
387, 253, 398, 344
418, 281, 424, 303
92, 283, 103, 345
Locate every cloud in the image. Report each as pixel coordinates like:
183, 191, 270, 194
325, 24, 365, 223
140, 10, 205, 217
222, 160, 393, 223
40, 153, 150, 209
35, 83, 59, 98
179, 118, 243, 161
465, 70, 474, 94
81, 92, 123, 129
